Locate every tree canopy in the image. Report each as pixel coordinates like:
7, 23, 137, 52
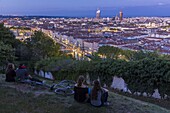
0, 41, 15, 65
0, 23, 16, 65
0, 23, 61, 71
97, 46, 161, 61
26, 31, 60, 61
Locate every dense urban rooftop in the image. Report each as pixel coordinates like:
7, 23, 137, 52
1, 16, 170, 54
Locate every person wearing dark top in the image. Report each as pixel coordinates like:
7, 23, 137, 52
5, 63, 16, 82
16, 64, 43, 83
74, 75, 89, 103
15, 64, 29, 81
90, 80, 109, 107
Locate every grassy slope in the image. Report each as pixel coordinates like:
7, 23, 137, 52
0, 86, 169, 113
0, 74, 169, 113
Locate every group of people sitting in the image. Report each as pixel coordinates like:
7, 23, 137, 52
5, 63, 44, 84
74, 75, 109, 107
5, 63, 109, 107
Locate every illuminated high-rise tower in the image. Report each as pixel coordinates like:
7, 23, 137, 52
119, 10, 123, 21
96, 9, 101, 19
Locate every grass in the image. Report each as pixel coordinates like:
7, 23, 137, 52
112, 89, 170, 110
0, 74, 170, 113
0, 86, 170, 113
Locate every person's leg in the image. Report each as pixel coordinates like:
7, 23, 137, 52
103, 92, 108, 102
102, 91, 110, 106
101, 91, 108, 105
30, 77, 43, 83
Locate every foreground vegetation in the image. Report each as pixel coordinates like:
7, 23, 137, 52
0, 23, 61, 71
35, 57, 170, 99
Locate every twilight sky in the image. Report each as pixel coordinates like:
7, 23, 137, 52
0, 0, 170, 17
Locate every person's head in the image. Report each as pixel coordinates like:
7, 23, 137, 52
19, 64, 26, 69
91, 80, 102, 100
6, 63, 15, 73
93, 80, 101, 90
77, 75, 85, 87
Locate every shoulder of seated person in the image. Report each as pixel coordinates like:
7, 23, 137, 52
75, 84, 87, 88
102, 87, 109, 92
82, 85, 88, 88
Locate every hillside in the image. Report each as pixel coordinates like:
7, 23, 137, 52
0, 74, 169, 113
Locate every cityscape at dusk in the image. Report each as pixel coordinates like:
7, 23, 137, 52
0, 1, 170, 113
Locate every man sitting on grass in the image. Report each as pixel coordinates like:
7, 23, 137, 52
15, 64, 44, 85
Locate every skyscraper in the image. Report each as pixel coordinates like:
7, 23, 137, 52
119, 10, 123, 21
96, 9, 101, 19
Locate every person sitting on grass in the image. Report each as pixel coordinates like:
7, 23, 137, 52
74, 75, 89, 103
15, 64, 44, 84
90, 80, 109, 107
5, 63, 16, 82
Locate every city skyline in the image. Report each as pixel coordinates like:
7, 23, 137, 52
0, 0, 170, 17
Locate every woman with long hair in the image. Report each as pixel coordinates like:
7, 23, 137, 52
74, 75, 89, 102
76, 75, 87, 88
5, 63, 16, 82
90, 80, 109, 107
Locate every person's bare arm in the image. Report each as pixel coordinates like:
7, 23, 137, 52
28, 74, 32, 78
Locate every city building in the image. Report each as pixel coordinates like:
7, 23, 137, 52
96, 9, 101, 19
119, 10, 123, 21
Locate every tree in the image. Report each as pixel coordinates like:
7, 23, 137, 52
130, 50, 159, 61
0, 23, 16, 46
0, 23, 16, 69
0, 41, 15, 65
98, 46, 123, 59
26, 31, 60, 61
15, 40, 32, 61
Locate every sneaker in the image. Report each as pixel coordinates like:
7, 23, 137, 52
42, 80, 46, 84
104, 102, 110, 106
